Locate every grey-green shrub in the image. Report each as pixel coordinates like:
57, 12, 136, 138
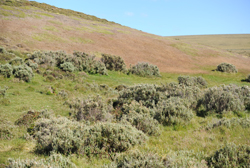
0, 63, 13, 78
25, 59, 38, 70
13, 64, 34, 82
0, 118, 16, 140
246, 74, 250, 82
7, 152, 77, 168
216, 62, 238, 73
156, 82, 203, 109
118, 84, 160, 108
155, 97, 194, 126
119, 102, 160, 136
200, 85, 248, 114
205, 117, 250, 130
178, 76, 207, 88
0, 86, 8, 98
32, 117, 147, 156
129, 62, 160, 77
101, 53, 126, 72
207, 143, 250, 167
9, 56, 24, 66
66, 95, 113, 122
107, 150, 168, 168
60, 62, 75, 72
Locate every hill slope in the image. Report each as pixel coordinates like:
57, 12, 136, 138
0, 0, 250, 74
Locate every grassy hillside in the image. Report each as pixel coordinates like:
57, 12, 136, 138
0, 1, 250, 167
167, 34, 250, 57
0, 0, 250, 74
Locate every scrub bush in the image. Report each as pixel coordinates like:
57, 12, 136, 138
205, 117, 250, 130
107, 150, 168, 168
155, 97, 194, 126
207, 143, 250, 167
66, 95, 113, 122
0, 63, 13, 78
9, 57, 24, 66
178, 76, 207, 88
216, 62, 238, 73
0, 86, 9, 98
25, 59, 38, 70
101, 53, 126, 72
32, 117, 147, 156
60, 62, 75, 72
246, 74, 250, 82
13, 64, 34, 82
119, 102, 160, 136
129, 62, 160, 77
118, 84, 160, 108
0, 118, 16, 140
7, 152, 77, 168
199, 85, 248, 114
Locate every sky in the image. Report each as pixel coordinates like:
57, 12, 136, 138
35, 0, 250, 36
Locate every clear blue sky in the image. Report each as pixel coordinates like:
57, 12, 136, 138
35, 0, 250, 36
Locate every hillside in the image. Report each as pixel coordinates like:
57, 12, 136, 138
0, 0, 250, 74
167, 34, 250, 57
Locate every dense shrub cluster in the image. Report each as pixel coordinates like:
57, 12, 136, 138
119, 102, 160, 136
216, 62, 238, 73
0, 63, 13, 78
178, 76, 207, 88
205, 117, 250, 130
66, 95, 113, 122
31, 117, 147, 156
7, 152, 77, 168
129, 62, 160, 77
101, 54, 126, 72
199, 85, 250, 114
155, 97, 194, 126
13, 64, 34, 82
118, 84, 160, 108
28, 51, 107, 75
0, 56, 35, 82
207, 143, 250, 167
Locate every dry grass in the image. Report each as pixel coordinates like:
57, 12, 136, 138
0, 5, 250, 74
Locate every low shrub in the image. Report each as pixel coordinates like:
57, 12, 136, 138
178, 76, 207, 88
0, 118, 16, 140
15, 109, 53, 127
0, 86, 9, 98
156, 83, 203, 109
107, 150, 168, 168
13, 64, 34, 82
207, 143, 250, 167
118, 84, 160, 108
7, 152, 77, 168
66, 95, 113, 123
25, 59, 38, 70
9, 57, 24, 66
60, 62, 75, 72
199, 85, 248, 114
129, 62, 160, 77
0, 63, 13, 78
115, 84, 127, 91
155, 97, 194, 126
216, 62, 238, 73
32, 117, 147, 156
119, 102, 160, 136
246, 74, 250, 82
205, 117, 250, 130
83, 122, 147, 156
101, 53, 126, 72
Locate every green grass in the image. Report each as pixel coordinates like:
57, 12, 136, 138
35, 12, 54, 18
32, 32, 67, 43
